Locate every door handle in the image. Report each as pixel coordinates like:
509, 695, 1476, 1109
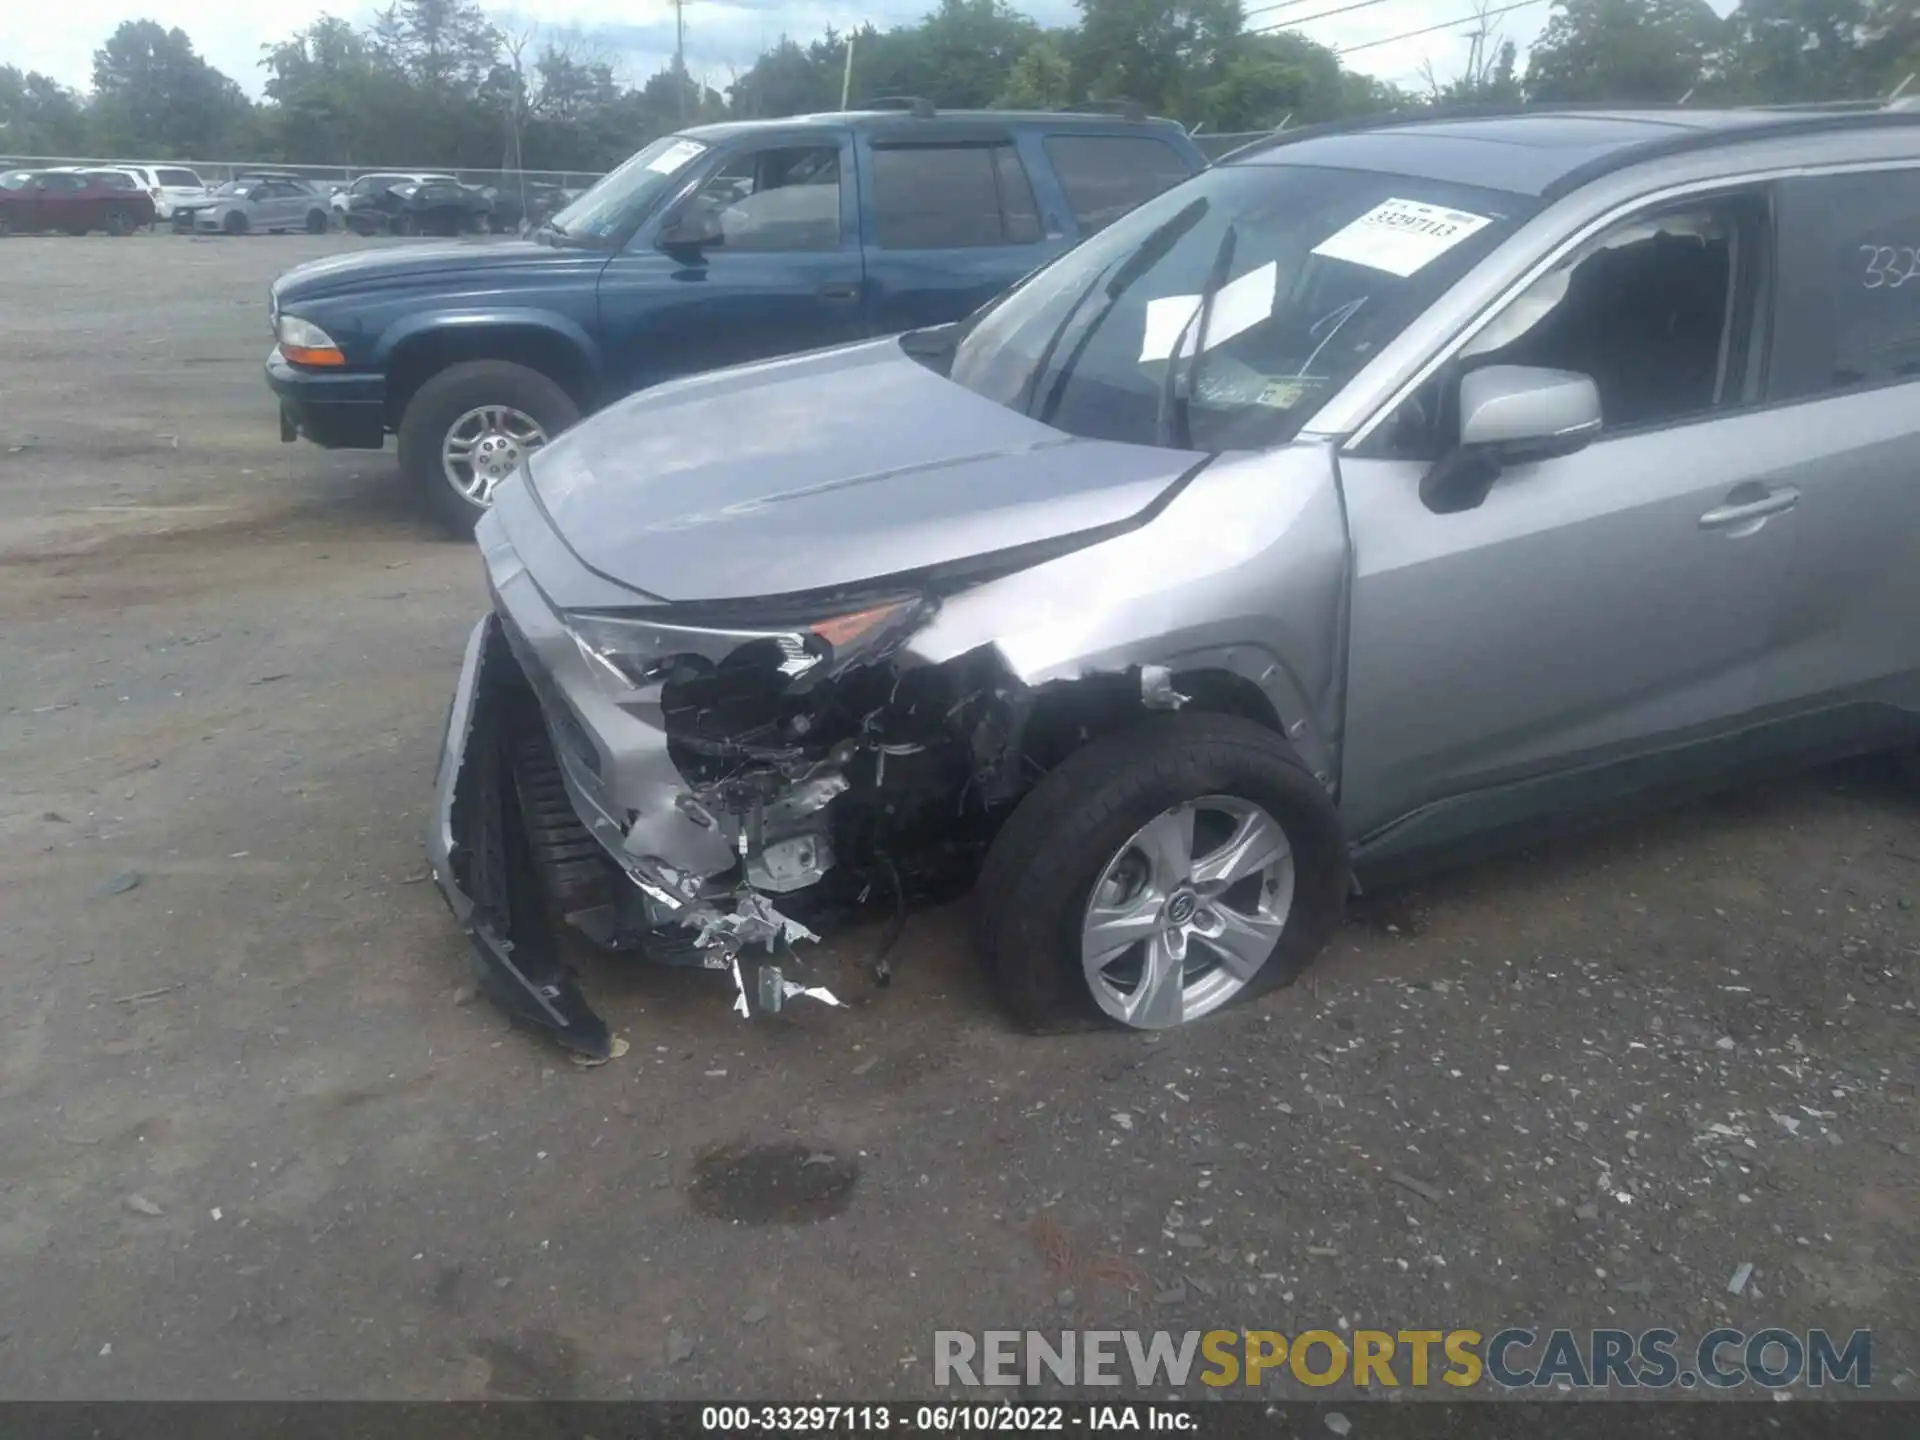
1699, 485, 1800, 531
817, 281, 860, 301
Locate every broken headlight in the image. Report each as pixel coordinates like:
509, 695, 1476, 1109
564, 598, 931, 704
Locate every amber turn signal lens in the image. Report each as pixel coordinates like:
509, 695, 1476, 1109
810, 601, 914, 647
281, 345, 346, 367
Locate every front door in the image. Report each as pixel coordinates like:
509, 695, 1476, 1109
1337, 189, 1800, 857
596, 137, 868, 398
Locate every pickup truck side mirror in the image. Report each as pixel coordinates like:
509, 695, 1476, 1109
1420, 364, 1602, 515
657, 204, 723, 259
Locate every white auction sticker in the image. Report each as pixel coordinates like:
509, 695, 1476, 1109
1138, 261, 1279, 362
1310, 197, 1494, 278
646, 139, 708, 174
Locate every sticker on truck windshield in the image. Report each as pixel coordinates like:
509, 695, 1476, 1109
1138, 261, 1279, 362
1310, 198, 1493, 278
646, 139, 708, 174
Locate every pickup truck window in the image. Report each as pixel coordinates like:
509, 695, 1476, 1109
693, 146, 842, 252
871, 142, 1041, 250
1045, 134, 1195, 235
551, 135, 710, 244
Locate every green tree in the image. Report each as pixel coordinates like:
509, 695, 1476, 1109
1718, 0, 1872, 101
0, 66, 88, 156
1071, 0, 1244, 120
1199, 32, 1351, 131
1525, 0, 1726, 101
999, 37, 1075, 108
90, 21, 252, 157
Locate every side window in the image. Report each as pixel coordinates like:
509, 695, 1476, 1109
694, 145, 841, 252
870, 143, 1040, 250
1378, 197, 1760, 460
1769, 168, 1920, 401
48, 174, 86, 192
1043, 135, 1192, 235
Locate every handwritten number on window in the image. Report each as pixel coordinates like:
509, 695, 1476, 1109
1861, 244, 1920, 288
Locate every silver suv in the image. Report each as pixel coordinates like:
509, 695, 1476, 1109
428, 105, 1920, 1056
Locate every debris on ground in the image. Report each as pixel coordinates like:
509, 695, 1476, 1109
88, 870, 142, 899
123, 1194, 163, 1217
1727, 1262, 1754, 1296
666, 1329, 695, 1365
569, 1036, 630, 1068
1387, 1169, 1444, 1204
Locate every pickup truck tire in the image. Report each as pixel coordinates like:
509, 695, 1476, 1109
398, 360, 580, 537
972, 714, 1347, 1034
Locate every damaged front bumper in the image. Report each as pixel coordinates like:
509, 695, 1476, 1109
427, 507, 847, 1056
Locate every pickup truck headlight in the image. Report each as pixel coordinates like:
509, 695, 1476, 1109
276, 315, 345, 368
565, 598, 931, 703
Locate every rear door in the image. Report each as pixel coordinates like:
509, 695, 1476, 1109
1736, 164, 1920, 755
856, 132, 1059, 335
596, 135, 867, 395
1041, 131, 1198, 237
39, 173, 87, 229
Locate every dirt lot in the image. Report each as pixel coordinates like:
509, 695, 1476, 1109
0, 232, 1915, 1402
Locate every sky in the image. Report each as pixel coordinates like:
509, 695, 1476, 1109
4, 0, 1740, 122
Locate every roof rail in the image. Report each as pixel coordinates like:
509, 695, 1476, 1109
1058, 99, 1148, 122
864, 95, 937, 119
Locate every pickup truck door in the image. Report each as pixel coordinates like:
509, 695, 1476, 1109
855, 131, 1065, 336
595, 135, 867, 397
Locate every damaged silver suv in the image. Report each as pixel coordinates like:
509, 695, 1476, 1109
430, 105, 1920, 1055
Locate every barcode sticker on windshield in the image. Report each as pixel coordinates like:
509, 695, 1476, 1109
647, 140, 707, 174
1310, 198, 1493, 278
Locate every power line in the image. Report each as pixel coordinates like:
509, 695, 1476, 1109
1241, 0, 1343, 21
1248, 0, 1405, 37
1334, 0, 1549, 57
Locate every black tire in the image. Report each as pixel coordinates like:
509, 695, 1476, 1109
397, 360, 581, 538
973, 713, 1348, 1033
305, 209, 329, 234
393, 212, 416, 237
0, 214, 12, 238
223, 210, 248, 236
105, 208, 133, 237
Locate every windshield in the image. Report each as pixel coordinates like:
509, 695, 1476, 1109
945, 163, 1537, 451
0, 172, 30, 190
216, 180, 252, 195
547, 135, 709, 242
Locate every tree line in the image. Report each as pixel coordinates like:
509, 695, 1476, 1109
3, 0, 1918, 175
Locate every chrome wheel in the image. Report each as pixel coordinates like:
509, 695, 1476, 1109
440, 405, 548, 507
1080, 794, 1295, 1029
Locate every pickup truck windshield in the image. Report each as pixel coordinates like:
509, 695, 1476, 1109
548, 136, 710, 243
945, 162, 1536, 452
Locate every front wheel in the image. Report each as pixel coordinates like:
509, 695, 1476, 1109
223, 211, 248, 236
305, 209, 329, 234
105, 208, 133, 236
397, 360, 581, 537
392, 212, 416, 237
973, 714, 1348, 1032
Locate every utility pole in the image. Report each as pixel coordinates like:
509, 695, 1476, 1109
675, 0, 687, 123
841, 32, 856, 110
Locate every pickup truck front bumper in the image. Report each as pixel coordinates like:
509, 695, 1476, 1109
265, 348, 387, 450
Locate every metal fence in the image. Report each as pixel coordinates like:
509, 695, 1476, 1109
0, 156, 608, 190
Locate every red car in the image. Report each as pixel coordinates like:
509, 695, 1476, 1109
0, 169, 157, 235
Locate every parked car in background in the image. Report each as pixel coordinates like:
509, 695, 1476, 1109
0, 169, 155, 234
174, 174, 330, 235
265, 104, 1208, 532
330, 172, 458, 220
479, 180, 579, 235
340, 175, 493, 236
106, 163, 210, 219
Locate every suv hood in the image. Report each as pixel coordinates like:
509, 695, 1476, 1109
526, 337, 1204, 604
273, 240, 595, 302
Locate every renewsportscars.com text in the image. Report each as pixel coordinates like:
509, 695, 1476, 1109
934, 1327, 1873, 1391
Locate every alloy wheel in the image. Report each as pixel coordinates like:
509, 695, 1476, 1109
1080, 794, 1296, 1029
440, 404, 548, 508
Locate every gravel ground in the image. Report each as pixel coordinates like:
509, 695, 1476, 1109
0, 232, 1914, 1402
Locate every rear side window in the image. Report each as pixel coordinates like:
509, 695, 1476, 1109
1044, 134, 1193, 235
156, 169, 201, 188
870, 143, 1041, 250
1768, 168, 1920, 401
90, 172, 137, 190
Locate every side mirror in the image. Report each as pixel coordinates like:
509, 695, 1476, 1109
657, 204, 723, 258
1420, 365, 1602, 515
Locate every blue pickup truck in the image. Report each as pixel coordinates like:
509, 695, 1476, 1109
265, 104, 1208, 532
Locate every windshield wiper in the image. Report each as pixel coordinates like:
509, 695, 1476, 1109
1029, 198, 1210, 425
1156, 223, 1238, 450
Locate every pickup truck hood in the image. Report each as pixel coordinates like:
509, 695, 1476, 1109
273, 240, 600, 302
526, 337, 1203, 604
